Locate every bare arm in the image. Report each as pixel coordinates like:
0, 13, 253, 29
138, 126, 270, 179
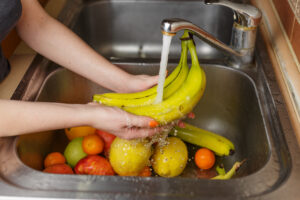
1, 1, 164, 139
0, 100, 161, 139
16, 0, 157, 93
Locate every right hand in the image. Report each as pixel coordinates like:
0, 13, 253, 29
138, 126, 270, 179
85, 103, 170, 140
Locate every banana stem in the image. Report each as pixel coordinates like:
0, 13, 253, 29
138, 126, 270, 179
216, 164, 226, 175
211, 160, 246, 180
181, 30, 191, 40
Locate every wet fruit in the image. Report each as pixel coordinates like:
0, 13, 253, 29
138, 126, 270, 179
96, 130, 116, 157
64, 137, 87, 167
65, 126, 95, 140
44, 152, 66, 168
138, 166, 152, 177
152, 137, 188, 177
82, 134, 104, 155
74, 155, 114, 175
194, 148, 215, 170
43, 163, 74, 174
109, 137, 152, 176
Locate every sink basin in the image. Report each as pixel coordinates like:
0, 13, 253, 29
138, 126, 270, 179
73, 0, 233, 60
1, 0, 300, 199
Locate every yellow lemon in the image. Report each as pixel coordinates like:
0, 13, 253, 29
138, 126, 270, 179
65, 126, 95, 140
152, 137, 188, 177
109, 137, 152, 176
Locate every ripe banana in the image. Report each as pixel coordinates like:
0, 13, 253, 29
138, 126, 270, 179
93, 41, 189, 107
169, 123, 235, 156
94, 39, 188, 104
153, 68, 206, 124
93, 31, 206, 125
123, 36, 206, 122
183, 122, 235, 151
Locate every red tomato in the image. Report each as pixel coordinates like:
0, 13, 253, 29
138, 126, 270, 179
43, 163, 74, 174
74, 155, 115, 175
96, 130, 116, 157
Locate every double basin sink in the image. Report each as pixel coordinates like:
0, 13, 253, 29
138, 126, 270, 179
1, 0, 300, 199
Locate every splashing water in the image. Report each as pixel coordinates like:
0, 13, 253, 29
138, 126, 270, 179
154, 34, 173, 104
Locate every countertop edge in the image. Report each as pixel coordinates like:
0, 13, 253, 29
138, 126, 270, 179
252, 0, 300, 145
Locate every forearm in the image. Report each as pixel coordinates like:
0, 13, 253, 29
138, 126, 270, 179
0, 100, 162, 139
0, 100, 89, 137
16, 0, 131, 92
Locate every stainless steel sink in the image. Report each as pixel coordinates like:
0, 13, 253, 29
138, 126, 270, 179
1, 0, 300, 199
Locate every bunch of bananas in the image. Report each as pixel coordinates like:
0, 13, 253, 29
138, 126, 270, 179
170, 122, 235, 156
93, 31, 206, 124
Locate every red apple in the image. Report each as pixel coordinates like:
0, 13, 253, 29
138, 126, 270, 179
74, 155, 114, 175
96, 130, 116, 157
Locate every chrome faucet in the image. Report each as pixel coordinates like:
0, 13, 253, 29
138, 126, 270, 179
161, 0, 262, 68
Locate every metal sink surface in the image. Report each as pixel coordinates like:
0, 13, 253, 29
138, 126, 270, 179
1, 0, 300, 199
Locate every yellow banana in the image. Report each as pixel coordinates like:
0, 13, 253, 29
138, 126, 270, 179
182, 122, 235, 151
169, 125, 234, 156
94, 40, 187, 101
123, 36, 205, 120
93, 41, 189, 107
153, 68, 205, 124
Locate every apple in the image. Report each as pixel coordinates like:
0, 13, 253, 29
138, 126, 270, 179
74, 155, 114, 175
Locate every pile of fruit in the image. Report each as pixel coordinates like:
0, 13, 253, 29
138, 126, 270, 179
43, 31, 244, 178
43, 123, 243, 179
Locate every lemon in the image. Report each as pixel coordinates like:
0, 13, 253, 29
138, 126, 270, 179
109, 137, 152, 176
64, 137, 87, 167
152, 137, 188, 177
65, 126, 95, 140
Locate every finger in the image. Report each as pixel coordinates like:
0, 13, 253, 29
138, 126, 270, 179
126, 113, 155, 128
145, 75, 159, 88
123, 127, 160, 140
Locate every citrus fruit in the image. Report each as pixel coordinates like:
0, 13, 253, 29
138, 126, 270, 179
65, 126, 95, 140
109, 137, 152, 176
43, 163, 74, 174
82, 134, 104, 155
74, 155, 115, 175
194, 148, 215, 170
138, 166, 152, 177
64, 137, 87, 167
152, 137, 188, 177
44, 152, 66, 168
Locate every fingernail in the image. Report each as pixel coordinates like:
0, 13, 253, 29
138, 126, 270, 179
149, 120, 159, 128
177, 120, 185, 128
187, 112, 195, 119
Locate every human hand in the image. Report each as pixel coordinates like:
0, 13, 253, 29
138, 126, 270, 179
85, 103, 170, 139
116, 74, 159, 93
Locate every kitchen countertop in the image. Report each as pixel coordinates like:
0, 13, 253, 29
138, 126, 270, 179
0, 0, 66, 100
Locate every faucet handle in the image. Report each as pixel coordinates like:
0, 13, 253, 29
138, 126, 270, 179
204, 0, 262, 28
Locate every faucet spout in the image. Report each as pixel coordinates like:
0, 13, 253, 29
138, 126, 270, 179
161, 18, 242, 57
161, 1, 262, 68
